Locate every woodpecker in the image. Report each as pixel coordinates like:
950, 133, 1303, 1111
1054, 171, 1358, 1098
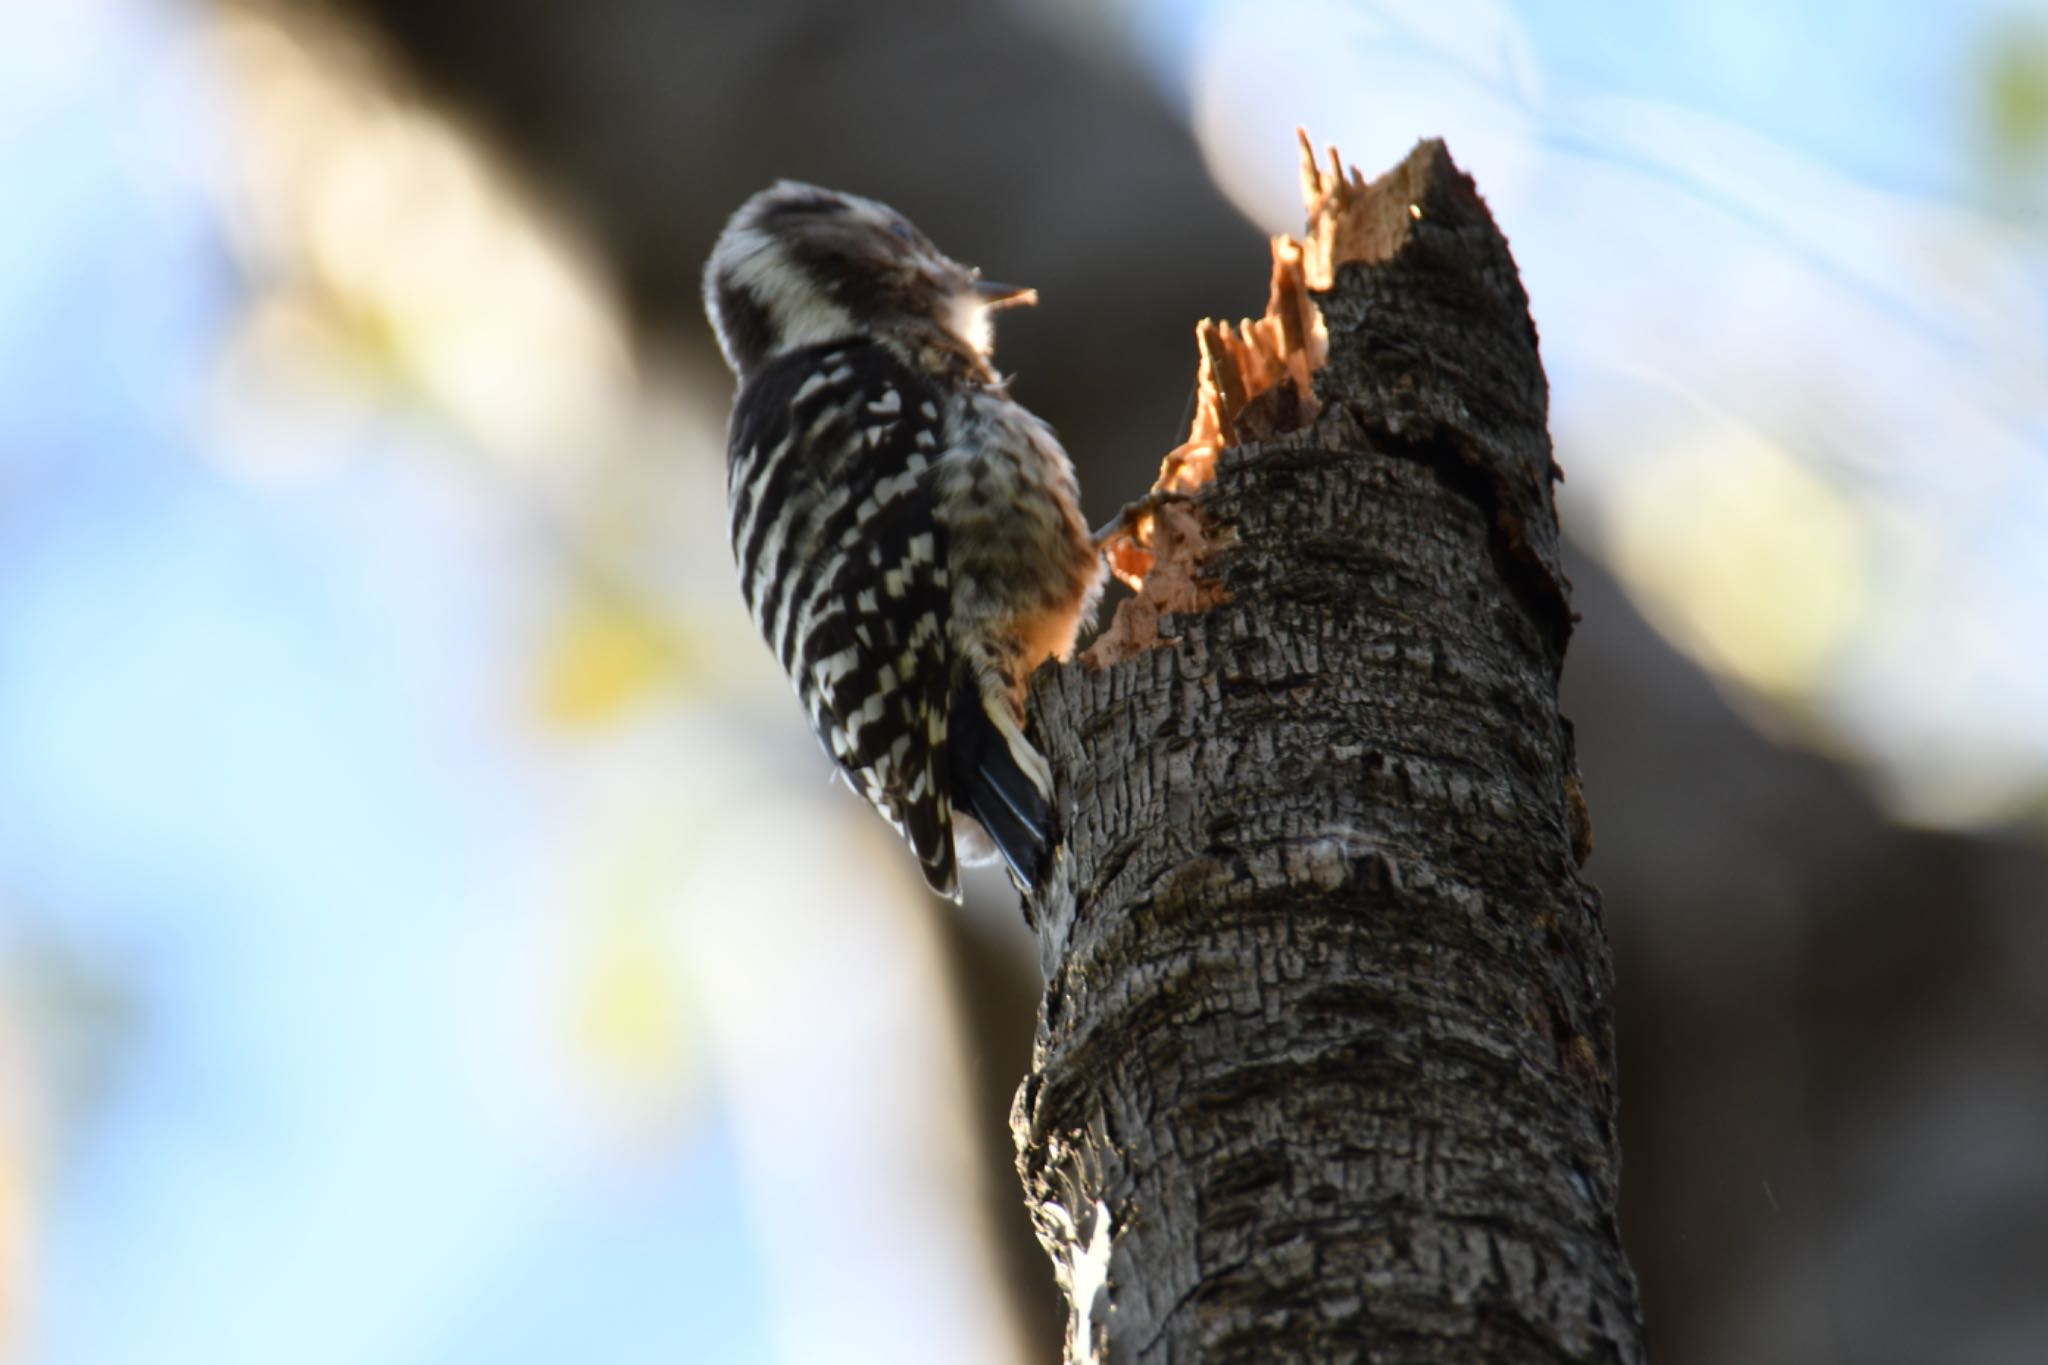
704, 182, 1103, 900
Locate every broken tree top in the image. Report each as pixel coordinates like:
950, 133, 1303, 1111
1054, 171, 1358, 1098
1106, 134, 1487, 586
1089, 133, 1556, 669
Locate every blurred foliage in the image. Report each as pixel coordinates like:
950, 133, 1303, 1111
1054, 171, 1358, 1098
1602, 427, 1869, 708
212, 2, 635, 476
1980, 17, 2048, 215
1986, 23, 2048, 156
539, 592, 686, 727
570, 901, 697, 1124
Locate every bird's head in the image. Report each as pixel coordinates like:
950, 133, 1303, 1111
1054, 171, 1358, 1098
703, 181, 1035, 379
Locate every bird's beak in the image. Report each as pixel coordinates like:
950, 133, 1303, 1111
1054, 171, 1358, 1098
973, 278, 1038, 309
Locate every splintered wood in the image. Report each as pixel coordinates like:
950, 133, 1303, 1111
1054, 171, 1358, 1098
1087, 133, 1381, 666
1103, 132, 1386, 593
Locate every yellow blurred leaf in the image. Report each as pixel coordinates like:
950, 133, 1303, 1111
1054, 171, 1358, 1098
1986, 25, 2048, 165
538, 595, 680, 726
572, 904, 690, 1089
1605, 428, 1870, 703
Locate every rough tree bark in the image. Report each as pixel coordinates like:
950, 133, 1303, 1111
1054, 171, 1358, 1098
1014, 139, 1646, 1362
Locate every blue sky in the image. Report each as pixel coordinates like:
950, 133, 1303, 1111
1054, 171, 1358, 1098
0, 4, 778, 1360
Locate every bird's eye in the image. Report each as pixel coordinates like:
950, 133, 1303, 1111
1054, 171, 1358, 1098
890, 221, 917, 243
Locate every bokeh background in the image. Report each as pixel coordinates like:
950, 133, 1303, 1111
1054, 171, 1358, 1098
2, 0, 2045, 1361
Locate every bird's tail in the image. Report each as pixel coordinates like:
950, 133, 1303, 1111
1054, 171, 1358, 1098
946, 675, 1053, 891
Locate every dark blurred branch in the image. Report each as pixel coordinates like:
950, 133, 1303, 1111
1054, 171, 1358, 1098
304, 0, 1264, 515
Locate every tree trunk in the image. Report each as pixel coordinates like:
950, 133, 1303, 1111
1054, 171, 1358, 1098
1015, 139, 1646, 1363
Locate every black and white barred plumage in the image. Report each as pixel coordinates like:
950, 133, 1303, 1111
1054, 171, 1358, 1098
705, 182, 1102, 900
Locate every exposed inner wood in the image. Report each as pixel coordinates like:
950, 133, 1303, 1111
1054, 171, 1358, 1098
1087, 132, 1394, 667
